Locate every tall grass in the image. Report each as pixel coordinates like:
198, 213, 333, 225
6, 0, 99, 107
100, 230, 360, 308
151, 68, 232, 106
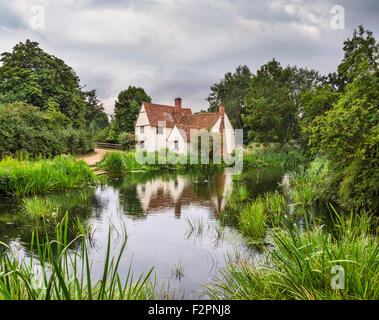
243, 143, 304, 168
0, 215, 163, 300
22, 197, 61, 221
286, 157, 331, 207
221, 185, 288, 243
0, 155, 96, 197
204, 209, 379, 300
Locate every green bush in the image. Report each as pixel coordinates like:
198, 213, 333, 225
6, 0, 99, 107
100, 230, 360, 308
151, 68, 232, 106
99, 152, 125, 172
304, 61, 379, 213
0, 102, 94, 158
118, 132, 136, 150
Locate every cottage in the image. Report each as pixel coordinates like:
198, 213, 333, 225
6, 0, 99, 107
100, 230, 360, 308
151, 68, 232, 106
135, 98, 235, 155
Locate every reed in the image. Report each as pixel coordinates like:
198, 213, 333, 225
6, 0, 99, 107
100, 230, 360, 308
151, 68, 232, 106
0, 214, 163, 300
204, 209, 379, 300
22, 196, 61, 221
238, 202, 267, 240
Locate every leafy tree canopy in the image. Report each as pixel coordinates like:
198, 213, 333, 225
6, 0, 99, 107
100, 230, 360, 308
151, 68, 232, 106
113, 85, 151, 134
206, 65, 252, 129
306, 59, 378, 212
326, 25, 379, 91
242, 59, 321, 145
0, 40, 86, 127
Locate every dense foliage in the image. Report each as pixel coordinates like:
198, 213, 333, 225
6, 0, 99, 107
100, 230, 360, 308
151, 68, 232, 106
306, 61, 378, 212
84, 89, 109, 131
242, 59, 322, 145
207, 65, 252, 130
110, 86, 151, 138
0, 40, 104, 157
300, 26, 379, 213
0, 40, 86, 127
0, 102, 93, 158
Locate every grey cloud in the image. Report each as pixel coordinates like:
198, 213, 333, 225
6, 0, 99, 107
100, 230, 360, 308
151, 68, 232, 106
79, 69, 116, 99
0, 0, 378, 114
0, 3, 26, 29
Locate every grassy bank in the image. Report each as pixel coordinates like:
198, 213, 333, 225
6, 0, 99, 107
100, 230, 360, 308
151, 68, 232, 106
0, 215, 165, 300
210, 157, 379, 300
204, 211, 378, 300
0, 155, 96, 197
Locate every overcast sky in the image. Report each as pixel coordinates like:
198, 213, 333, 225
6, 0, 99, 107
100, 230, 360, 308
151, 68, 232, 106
0, 0, 378, 114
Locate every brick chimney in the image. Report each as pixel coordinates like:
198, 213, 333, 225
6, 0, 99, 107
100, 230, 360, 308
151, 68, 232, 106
219, 105, 225, 115
175, 97, 182, 114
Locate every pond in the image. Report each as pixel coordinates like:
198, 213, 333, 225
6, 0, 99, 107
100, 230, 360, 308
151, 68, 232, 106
0, 167, 290, 299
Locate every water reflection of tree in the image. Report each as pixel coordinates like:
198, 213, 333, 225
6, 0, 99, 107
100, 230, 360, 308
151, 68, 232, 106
242, 167, 290, 198
107, 174, 146, 219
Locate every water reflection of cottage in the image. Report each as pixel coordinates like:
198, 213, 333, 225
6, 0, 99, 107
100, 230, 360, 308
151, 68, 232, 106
135, 174, 232, 217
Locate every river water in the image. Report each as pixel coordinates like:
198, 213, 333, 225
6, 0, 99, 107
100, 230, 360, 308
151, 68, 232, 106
0, 167, 289, 299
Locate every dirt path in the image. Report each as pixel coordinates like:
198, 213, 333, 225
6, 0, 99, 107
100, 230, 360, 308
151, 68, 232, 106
76, 148, 115, 166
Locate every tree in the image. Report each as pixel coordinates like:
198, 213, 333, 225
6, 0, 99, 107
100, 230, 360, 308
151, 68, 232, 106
300, 26, 378, 149
206, 65, 252, 129
242, 59, 321, 145
0, 40, 86, 127
113, 86, 151, 134
299, 85, 340, 151
84, 89, 109, 129
307, 60, 378, 212
0, 102, 93, 157
326, 25, 378, 91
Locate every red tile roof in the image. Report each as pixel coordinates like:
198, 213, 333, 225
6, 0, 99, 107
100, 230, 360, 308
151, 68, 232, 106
142, 102, 221, 132
181, 113, 221, 129
142, 102, 192, 128
141, 102, 224, 142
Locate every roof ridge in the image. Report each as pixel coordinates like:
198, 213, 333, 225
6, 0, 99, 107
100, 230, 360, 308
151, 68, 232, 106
143, 101, 191, 110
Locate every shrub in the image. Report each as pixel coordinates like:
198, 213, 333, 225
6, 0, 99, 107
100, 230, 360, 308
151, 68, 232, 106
0, 102, 94, 158
99, 152, 125, 172
118, 132, 136, 150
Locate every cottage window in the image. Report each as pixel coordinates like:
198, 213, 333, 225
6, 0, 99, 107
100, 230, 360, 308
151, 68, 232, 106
157, 126, 163, 134
140, 126, 144, 134
174, 141, 179, 150
140, 141, 145, 149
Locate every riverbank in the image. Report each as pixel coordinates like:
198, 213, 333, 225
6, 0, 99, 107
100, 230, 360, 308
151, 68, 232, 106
205, 158, 379, 300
